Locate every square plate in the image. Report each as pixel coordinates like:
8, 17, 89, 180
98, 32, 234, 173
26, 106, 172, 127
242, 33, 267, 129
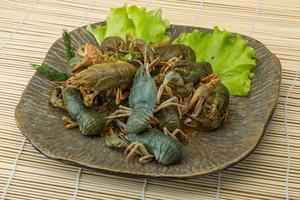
15, 22, 281, 177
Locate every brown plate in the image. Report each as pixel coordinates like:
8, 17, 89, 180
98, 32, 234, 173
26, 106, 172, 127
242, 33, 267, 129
15, 22, 281, 177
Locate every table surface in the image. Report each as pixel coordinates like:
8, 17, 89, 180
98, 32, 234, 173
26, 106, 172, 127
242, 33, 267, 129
0, 0, 299, 200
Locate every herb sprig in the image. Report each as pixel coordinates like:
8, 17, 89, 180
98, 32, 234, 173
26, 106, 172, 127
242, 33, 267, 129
32, 64, 68, 81
62, 29, 75, 61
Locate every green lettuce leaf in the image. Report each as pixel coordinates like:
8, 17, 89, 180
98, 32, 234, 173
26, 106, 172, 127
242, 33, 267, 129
87, 25, 106, 45
173, 27, 256, 96
87, 4, 170, 44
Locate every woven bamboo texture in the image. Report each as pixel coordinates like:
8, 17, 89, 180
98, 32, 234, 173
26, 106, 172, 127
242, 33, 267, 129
0, 0, 299, 199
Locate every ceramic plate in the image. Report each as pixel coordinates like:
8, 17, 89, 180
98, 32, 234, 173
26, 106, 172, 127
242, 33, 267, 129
15, 22, 281, 177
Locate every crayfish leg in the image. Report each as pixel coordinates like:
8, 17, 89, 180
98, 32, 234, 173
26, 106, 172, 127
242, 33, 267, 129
165, 85, 174, 97
156, 81, 169, 104
160, 56, 181, 73
163, 127, 189, 142
149, 116, 160, 125
62, 116, 79, 129
148, 57, 160, 72
200, 74, 218, 83
191, 97, 205, 117
115, 87, 128, 105
186, 86, 202, 112
155, 96, 185, 118
106, 106, 133, 119
124, 142, 153, 163
139, 155, 155, 164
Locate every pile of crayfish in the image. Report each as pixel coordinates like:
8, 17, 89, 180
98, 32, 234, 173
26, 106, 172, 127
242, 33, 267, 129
49, 34, 229, 165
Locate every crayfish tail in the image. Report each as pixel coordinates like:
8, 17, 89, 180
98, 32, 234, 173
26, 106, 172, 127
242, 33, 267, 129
126, 107, 153, 135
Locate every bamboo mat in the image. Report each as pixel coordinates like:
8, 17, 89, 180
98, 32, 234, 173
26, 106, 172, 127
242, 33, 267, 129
0, 0, 299, 199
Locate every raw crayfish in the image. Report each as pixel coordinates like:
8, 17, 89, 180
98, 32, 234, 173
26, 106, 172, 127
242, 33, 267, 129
154, 44, 196, 73
126, 33, 155, 63
185, 75, 230, 131
174, 62, 213, 84
126, 128, 182, 165
101, 36, 128, 56
101, 35, 155, 62
126, 62, 157, 134
67, 61, 136, 107
51, 87, 107, 136
107, 60, 157, 134
155, 103, 189, 141
105, 122, 182, 165
154, 43, 196, 63
155, 59, 213, 105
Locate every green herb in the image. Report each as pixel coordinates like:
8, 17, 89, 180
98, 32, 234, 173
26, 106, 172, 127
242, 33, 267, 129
87, 4, 170, 45
173, 27, 256, 96
62, 29, 75, 61
32, 64, 68, 81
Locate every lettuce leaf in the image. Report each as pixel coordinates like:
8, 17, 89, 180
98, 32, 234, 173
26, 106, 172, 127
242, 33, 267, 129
87, 4, 170, 44
173, 27, 256, 96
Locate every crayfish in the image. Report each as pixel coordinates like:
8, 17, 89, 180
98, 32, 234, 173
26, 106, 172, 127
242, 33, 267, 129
154, 44, 196, 72
105, 121, 182, 165
67, 61, 136, 107
185, 74, 230, 131
50, 87, 107, 136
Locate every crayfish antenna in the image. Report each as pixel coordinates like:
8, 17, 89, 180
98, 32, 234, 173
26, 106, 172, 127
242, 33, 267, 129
143, 43, 160, 74
144, 43, 150, 75
132, 43, 159, 74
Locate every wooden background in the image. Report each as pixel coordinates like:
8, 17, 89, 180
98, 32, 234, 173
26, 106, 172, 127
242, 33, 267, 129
0, 0, 299, 199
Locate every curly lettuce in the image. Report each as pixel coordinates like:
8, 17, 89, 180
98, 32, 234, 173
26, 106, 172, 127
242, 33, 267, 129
87, 4, 170, 44
174, 27, 256, 96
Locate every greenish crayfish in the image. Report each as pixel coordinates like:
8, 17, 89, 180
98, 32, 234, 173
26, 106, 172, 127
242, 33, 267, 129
50, 87, 107, 136
154, 44, 196, 72
105, 121, 182, 165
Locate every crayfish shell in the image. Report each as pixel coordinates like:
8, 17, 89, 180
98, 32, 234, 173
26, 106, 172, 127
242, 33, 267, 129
128, 128, 182, 165
67, 61, 137, 92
